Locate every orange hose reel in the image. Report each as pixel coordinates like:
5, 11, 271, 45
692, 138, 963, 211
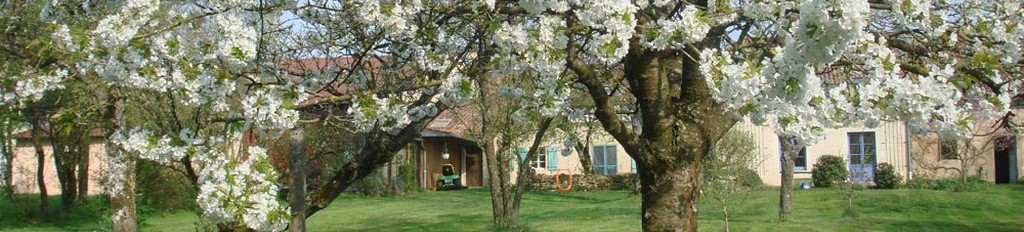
555, 169, 573, 193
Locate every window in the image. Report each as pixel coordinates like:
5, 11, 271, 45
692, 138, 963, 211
940, 141, 959, 160
528, 147, 548, 169
779, 138, 809, 171
592, 145, 618, 175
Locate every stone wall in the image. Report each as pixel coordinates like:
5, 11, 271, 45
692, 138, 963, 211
529, 173, 638, 191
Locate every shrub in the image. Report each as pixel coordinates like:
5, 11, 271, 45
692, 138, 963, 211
812, 155, 848, 188
874, 162, 902, 189
135, 160, 197, 212
904, 177, 989, 192
735, 168, 763, 189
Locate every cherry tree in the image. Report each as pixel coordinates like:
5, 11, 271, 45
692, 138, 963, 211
701, 0, 1023, 221
481, 0, 1021, 230
3, 0, 300, 230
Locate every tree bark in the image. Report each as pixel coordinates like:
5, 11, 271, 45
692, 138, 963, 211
77, 140, 90, 203
574, 142, 593, 174
54, 147, 78, 212
2, 118, 14, 199
778, 136, 798, 221
30, 116, 48, 216
304, 100, 448, 217
778, 148, 794, 220
638, 160, 705, 230
51, 127, 82, 212
106, 89, 137, 232
567, 31, 735, 230
508, 117, 554, 225
723, 205, 731, 232
288, 126, 307, 232
478, 79, 506, 225
572, 123, 595, 174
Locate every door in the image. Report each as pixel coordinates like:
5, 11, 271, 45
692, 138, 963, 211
464, 146, 483, 187
994, 135, 1016, 184
848, 132, 876, 182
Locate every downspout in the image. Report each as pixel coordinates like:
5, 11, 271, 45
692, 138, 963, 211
905, 122, 913, 180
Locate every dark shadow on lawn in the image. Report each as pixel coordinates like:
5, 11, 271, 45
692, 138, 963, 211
0, 195, 110, 231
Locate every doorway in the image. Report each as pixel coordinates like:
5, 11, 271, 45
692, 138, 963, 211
994, 135, 1017, 184
848, 132, 877, 182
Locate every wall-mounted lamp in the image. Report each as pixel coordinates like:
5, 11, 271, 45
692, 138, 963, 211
442, 141, 451, 160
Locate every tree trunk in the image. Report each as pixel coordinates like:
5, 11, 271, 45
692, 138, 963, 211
573, 140, 593, 174
51, 128, 82, 212
508, 118, 554, 226
106, 90, 137, 232
568, 35, 735, 231
77, 140, 89, 203
303, 101, 448, 217
637, 161, 704, 231
55, 149, 77, 212
30, 119, 48, 216
2, 118, 14, 199
779, 152, 794, 221
288, 126, 307, 232
479, 87, 506, 225
483, 134, 504, 224
723, 204, 730, 232
495, 136, 514, 227
778, 136, 800, 221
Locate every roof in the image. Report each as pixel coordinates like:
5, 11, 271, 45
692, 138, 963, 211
422, 105, 478, 140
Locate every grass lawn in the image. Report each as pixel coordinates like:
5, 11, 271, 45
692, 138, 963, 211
3, 185, 1024, 231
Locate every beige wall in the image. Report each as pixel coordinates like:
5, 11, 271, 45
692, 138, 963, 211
909, 115, 1022, 182
10, 138, 108, 195
733, 120, 911, 186
510, 133, 636, 178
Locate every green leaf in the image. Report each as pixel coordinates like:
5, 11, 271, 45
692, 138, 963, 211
988, 96, 1004, 109
231, 47, 245, 60
805, 24, 818, 38
809, 96, 824, 106
882, 56, 895, 71
780, 116, 797, 127
785, 77, 800, 95
459, 80, 472, 94
601, 37, 621, 57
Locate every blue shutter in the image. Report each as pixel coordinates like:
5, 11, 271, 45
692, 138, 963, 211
547, 147, 558, 171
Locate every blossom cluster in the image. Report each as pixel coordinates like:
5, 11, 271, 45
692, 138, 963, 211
111, 127, 189, 165
639, 5, 710, 51
197, 146, 289, 232
243, 89, 300, 131
11, 69, 68, 105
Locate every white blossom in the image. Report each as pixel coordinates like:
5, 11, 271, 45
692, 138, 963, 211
197, 146, 289, 232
